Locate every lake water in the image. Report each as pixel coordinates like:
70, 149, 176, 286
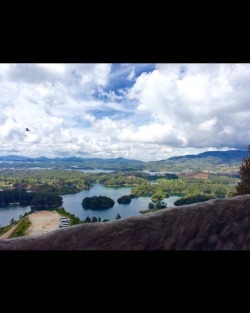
60, 184, 180, 222
0, 205, 31, 227
69, 168, 114, 173
0, 183, 180, 227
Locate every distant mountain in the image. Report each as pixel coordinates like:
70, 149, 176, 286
0, 150, 247, 172
145, 150, 248, 173
0, 155, 33, 161
0, 155, 144, 170
168, 150, 248, 162
0, 155, 141, 163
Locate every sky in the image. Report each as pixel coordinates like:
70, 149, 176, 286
0, 63, 249, 161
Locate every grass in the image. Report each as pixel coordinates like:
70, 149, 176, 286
10, 217, 31, 238
0, 224, 14, 236
56, 207, 82, 225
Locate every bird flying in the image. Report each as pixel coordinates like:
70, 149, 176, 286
26, 128, 30, 131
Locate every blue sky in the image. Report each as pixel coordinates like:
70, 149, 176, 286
0, 63, 249, 160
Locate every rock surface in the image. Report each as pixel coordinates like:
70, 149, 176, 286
1, 195, 250, 250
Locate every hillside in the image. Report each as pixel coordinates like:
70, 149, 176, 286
145, 150, 247, 172
1, 194, 250, 250
168, 150, 247, 163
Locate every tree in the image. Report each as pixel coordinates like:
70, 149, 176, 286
92, 216, 98, 223
85, 216, 91, 223
116, 214, 121, 220
148, 202, 154, 210
236, 145, 250, 195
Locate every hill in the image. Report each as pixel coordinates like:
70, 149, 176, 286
145, 150, 247, 172
168, 150, 247, 162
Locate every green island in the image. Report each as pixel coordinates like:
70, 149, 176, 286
117, 195, 132, 204
82, 196, 115, 210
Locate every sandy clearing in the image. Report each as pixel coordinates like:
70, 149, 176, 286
27, 211, 62, 236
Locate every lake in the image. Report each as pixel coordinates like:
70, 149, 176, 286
68, 168, 114, 173
60, 184, 180, 222
0, 183, 181, 227
0, 205, 31, 228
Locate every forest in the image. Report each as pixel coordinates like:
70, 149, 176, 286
0, 188, 62, 209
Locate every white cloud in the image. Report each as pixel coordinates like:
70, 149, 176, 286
127, 67, 135, 81
0, 63, 250, 160
199, 117, 217, 131
126, 63, 250, 151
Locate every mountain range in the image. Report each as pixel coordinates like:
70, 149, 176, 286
0, 150, 248, 172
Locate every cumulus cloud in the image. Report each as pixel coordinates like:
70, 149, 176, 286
0, 63, 250, 160
126, 63, 250, 152
199, 117, 217, 131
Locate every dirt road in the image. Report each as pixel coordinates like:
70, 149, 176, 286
0, 223, 19, 239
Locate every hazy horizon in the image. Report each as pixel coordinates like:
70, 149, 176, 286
1, 63, 249, 161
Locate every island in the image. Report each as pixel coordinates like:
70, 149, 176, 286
82, 196, 115, 210
117, 195, 132, 204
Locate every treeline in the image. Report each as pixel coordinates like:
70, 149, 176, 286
30, 193, 62, 210
0, 188, 62, 209
96, 173, 147, 186
0, 188, 33, 206
131, 178, 236, 200
0, 169, 91, 193
174, 194, 213, 206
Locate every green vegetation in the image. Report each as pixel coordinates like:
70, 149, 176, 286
56, 207, 82, 225
30, 193, 62, 210
131, 176, 235, 200
0, 188, 34, 206
150, 201, 167, 209
0, 169, 91, 194
117, 195, 132, 204
174, 194, 213, 206
151, 190, 168, 202
0, 187, 63, 210
10, 217, 31, 238
99, 174, 146, 187
0, 164, 239, 216
84, 216, 102, 223
0, 223, 13, 236
236, 145, 250, 195
82, 196, 115, 210
116, 214, 121, 219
